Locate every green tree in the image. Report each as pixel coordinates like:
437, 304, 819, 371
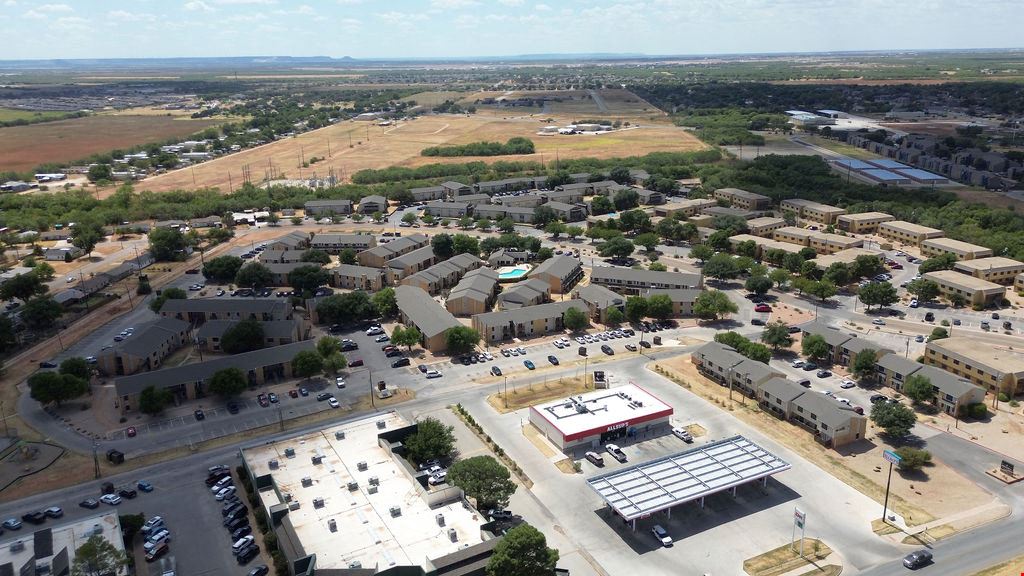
59, 357, 92, 380
21, 296, 62, 329
692, 290, 738, 321
808, 279, 837, 301
300, 249, 332, 264
646, 294, 674, 320
71, 534, 128, 576
760, 321, 793, 351
545, 221, 566, 238
536, 247, 553, 261
0, 272, 46, 301
801, 334, 829, 361
209, 367, 247, 397
476, 218, 492, 232
322, 352, 348, 376
894, 447, 932, 471
907, 279, 940, 302
851, 349, 878, 380
447, 455, 517, 509
689, 243, 714, 264
292, 350, 324, 381
202, 255, 244, 283
498, 218, 516, 233
316, 336, 341, 358
613, 188, 640, 210
339, 248, 357, 265
314, 292, 376, 324
903, 374, 936, 404
220, 319, 265, 354
625, 296, 648, 323
734, 239, 758, 258
148, 227, 187, 261
706, 230, 732, 251
405, 417, 456, 464
648, 262, 667, 272
769, 268, 791, 288
565, 225, 584, 239
391, 325, 423, 351
783, 252, 805, 273
71, 222, 105, 258
598, 237, 635, 259
745, 275, 772, 296
148, 286, 186, 313
870, 402, 917, 438
918, 253, 957, 274
703, 253, 740, 280
608, 166, 633, 185
452, 234, 480, 256
432, 233, 454, 259
486, 523, 560, 576
605, 306, 624, 326
86, 164, 113, 183
28, 371, 88, 406
402, 212, 418, 224
634, 232, 660, 252
289, 265, 330, 294
823, 263, 851, 286
235, 262, 273, 289
858, 281, 899, 310
445, 326, 481, 356
851, 255, 883, 279
0, 316, 16, 353
138, 385, 174, 415
372, 287, 398, 318
119, 513, 146, 544
563, 307, 589, 331
740, 341, 773, 363
532, 205, 558, 227
928, 327, 949, 342
590, 195, 614, 215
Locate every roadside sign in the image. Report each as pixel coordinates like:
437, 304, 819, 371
883, 450, 902, 465
1000, 460, 1015, 476
793, 508, 806, 529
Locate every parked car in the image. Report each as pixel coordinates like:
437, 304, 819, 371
754, 304, 771, 313
137, 480, 154, 492
118, 488, 138, 499
267, 392, 278, 403
194, 409, 205, 421
2, 519, 22, 530
601, 344, 614, 355
651, 524, 673, 547
21, 512, 45, 525
671, 427, 693, 442
43, 507, 63, 519
391, 358, 411, 368
349, 359, 364, 367
872, 318, 886, 325
523, 360, 535, 370
547, 355, 559, 365
903, 550, 933, 569
791, 359, 804, 368
585, 451, 604, 466
605, 444, 627, 462
426, 369, 442, 379
840, 380, 856, 389
816, 370, 832, 378
328, 398, 340, 409
802, 362, 819, 371
316, 392, 333, 402
491, 366, 502, 376
78, 499, 99, 509
99, 494, 122, 505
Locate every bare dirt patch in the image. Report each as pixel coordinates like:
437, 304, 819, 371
487, 375, 592, 414
743, 539, 832, 576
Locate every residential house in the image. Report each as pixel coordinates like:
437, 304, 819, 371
496, 278, 550, 309
43, 246, 84, 261
637, 189, 665, 205
393, 286, 461, 352
446, 268, 499, 316
573, 284, 625, 323
529, 255, 584, 294
267, 231, 310, 251
304, 199, 353, 216
97, 318, 191, 376
590, 267, 702, 295
472, 300, 588, 344
189, 215, 222, 228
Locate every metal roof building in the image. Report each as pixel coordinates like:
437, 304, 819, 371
587, 435, 790, 525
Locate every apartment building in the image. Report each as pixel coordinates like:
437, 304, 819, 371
308, 233, 376, 253
953, 257, 1024, 285
543, 201, 587, 222
409, 185, 446, 202
924, 336, 1024, 396
813, 247, 884, 271
159, 299, 292, 326
258, 249, 305, 264
701, 206, 762, 220
446, 268, 499, 316
304, 199, 353, 216
195, 319, 306, 352
472, 300, 588, 344
573, 284, 626, 323
400, 253, 482, 294
787, 386, 867, 448
653, 198, 717, 218
266, 231, 310, 251
356, 234, 429, 268
331, 264, 385, 291
358, 195, 388, 215
746, 217, 787, 237
809, 233, 864, 255
799, 321, 855, 365
441, 181, 473, 196
540, 188, 584, 204
425, 200, 471, 219
394, 285, 461, 352
475, 176, 546, 194
495, 193, 546, 209
529, 255, 584, 294
712, 187, 772, 210
779, 199, 847, 225
921, 237, 993, 261
637, 189, 665, 205
96, 318, 191, 376
386, 246, 436, 284
487, 248, 530, 267
264, 262, 319, 287
496, 278, 550, 310
772, 226, 817, 247
727, 235, 804, 259
836, 212, 894, 234
875, 355, 985, 415
590, 267, 702, 295
922, 270, 1005, 307
878, 221, 944, 246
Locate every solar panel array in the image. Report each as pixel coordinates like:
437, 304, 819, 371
586, 436, 790, 521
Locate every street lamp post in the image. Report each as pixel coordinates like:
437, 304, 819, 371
503, 376, 508, 408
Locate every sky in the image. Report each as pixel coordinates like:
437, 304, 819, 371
2, 0, 1023, 60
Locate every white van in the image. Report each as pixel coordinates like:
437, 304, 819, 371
143, 529, 170, 552
232, 535, 255, 555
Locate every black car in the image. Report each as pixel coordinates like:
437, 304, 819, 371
227, 402, 240, 414
902, 550, 933, 569
38, 361, 57, 368
248, 565, 270, 576
232, 525, 253, 540
316, 392, 333, 401
751, 318, 765, 326
329, 324, 344, 334
21, 512, 45, 525
385, 349, 403, 358
194, 409, 205, 421
418, 364, 429, 373
225, 506, 249, 521
639, 340, 651, 349
601, 344, 614, 355
225, 516, 249, 530
79, 499, 100, 509
223, 502, 245, 517
206, 471, 230, 486
118, 488, 137, 499
236, 544, 260, 565
491, 366, 502, 376
459, 356, 472, 366
870, 394, 890, 404
787, 325, 801, 333
816, 370, 832, 378
391, 358, 410, 368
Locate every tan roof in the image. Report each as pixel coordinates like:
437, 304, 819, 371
927, 337, 1024, 377
923, 270, 1006, 292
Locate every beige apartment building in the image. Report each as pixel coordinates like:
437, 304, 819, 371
922, 270, 1005, 307
924, 336, 1024, 396
813, 247, 883, 271
875, 354, 986, 415
953, 257, 1024, 285
712, 187, 772, 210
746, 216, 787, 237
331, 264, 385, 291
653, 198, 717, 218
921, 237, 993, 261
472, 300, 588, 344
877, 221, 944, 247
727, 234, 804, 259
772, 226, 817, 247
836, 212, 894, 234
779, 199, 847, 225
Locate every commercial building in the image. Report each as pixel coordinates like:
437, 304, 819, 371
196, 319, 306, 352
446, 268, 499, 316
925, 337, 1024, 396
640, 288, 702, 317
874, 355, 985, 415
922, 270, 1005, 307
495, 278, 550, 310
712, 187, 772, 211
0, 512, 126, 576
401, 253, 482, 294
590, 266, 701, 295
529, 384, 673, 451
573, 284, 626, 323
472, 300, 588, 343
159, 299, 293, 326
746, 216, 787, 237
304, 199, 353, 216
953, 257, 1024, 285
394, 286, 461, 352
878, 221, 944, 246
653, 198, 717, 218
779, 199, 846, 225
921, 237, 993, 261
97, 317, 191, 377
330, 264, 385, 292
357, 234, 429, 268
241, 413, 504, 576
528, 255, 583, 294
836, 212, 894, 234
308, 233, 375, 253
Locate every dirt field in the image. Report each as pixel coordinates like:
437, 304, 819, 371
879, 121, 967, 137
401, 90, 469, 107
0, 114, 221, 173
116, 113, 706, 196
462, 88, 664, 119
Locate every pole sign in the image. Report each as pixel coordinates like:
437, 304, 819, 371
1000, 460, 1015, 476
793, 508, 806, 529
883, 450, 902, 465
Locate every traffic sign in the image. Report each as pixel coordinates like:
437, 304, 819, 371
883, 450, 902, 465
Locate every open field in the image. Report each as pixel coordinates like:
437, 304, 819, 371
879, 121, 968, 137
0, 114, 221, 173
0, 108, 70, 123
115, 112, 706, 195
401, 90, 471, 107
462, 88, 664, 119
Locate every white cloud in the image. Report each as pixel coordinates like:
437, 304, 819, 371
375, 11, 428, 26
339, 17, 361, 29
336, 0, 364, 4
214, 0, 277, 4
534, 2, 551, 9
497, 0, 523, 5
22, 9, 44, 18
431, 0, 479, 8
454, 14, 478, 28
295, 4, 315, 14
36, 3, 72, 12
226, 12, 267, 22
184, 0, 215, 11
4, 0, 18, 6
107, 10, 156, 22
54, 15, 88, 30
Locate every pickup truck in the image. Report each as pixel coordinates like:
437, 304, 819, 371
605, 444, 627, 463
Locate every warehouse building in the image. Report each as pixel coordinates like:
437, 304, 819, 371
529, 384, 673, 451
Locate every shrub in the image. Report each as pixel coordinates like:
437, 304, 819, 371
998, 392, 1010, 402
968, 402, 988, 419
895, 447, 932, 470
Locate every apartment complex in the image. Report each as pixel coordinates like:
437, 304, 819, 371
779, 199, 847, 225
746, 216, 787, 237
573, 284, 626, 323
358, 195, 388, 214
922, 270, 1005, 307
924, 336, 1024, 396
308, 233, 376, 253
529, 255, 584, 294
875, 354, 985, 415
640, 288, 702, 317
877, 221, 944, 246
772, 227, 864, 254
304, 199, 353, 215
96, 317, 191, 376
159, 299, 293, 326
590, 266, 702, 295
712, 187, 772, 210
386, 246, 437, 283
836, 212, 894, 234
331, 264, 385, 291
653, 198, 717, 218
472, 300, 588, 344
195, 319, 306, 352
921, 237, 994, 261
394, 285, 461, 352
496, 278, 550, 309
727, 234, 804, 259
953, 257, 1024, 285
446, 268, 499, 316
401, 253, 482, 294
357, 234, 429, 268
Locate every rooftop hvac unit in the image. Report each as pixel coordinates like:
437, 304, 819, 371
328, 518, 337, 532
283, 492, 292, 502
335, 431, 346, 440
313, 497, 325, 508
435, 513, 445, 527
357, 461, 368, 471
311, 455, 324, 465
347, 481, 359, 491
348, 562, 363, 569
288, 501, 300, 511
301, 477, 313, 487
636, 400, 643, 407
389, 506, 401, 517
284, 448, 296, 458
448, 528, 458, 542
368, 485, 378, 494
268, 459, 279, 470
376, 420, 387, 429
368, 476, 379, 486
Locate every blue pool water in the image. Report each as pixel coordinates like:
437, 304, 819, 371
498, 269, 529, 280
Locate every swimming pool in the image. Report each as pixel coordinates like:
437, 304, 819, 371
497, 265, 532, 281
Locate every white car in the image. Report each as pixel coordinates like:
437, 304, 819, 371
336, 377, 346, 389
328, 398, 340, 409
872, 319, 886, 325
840, 380, 856, 389
216, 486, 237, 501
425, 370, 442, 379
836, 397, 850, 405
99, 494, 122, 505
909, 299, 919, 308
651, 524, 673, 547
671, 427, 693, 443
365, 326, 384, 336
791, 359, 804, 368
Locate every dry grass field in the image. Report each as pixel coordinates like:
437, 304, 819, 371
0, 114, 220, 172
459, 88, 663, 120
117, 111, 706, 196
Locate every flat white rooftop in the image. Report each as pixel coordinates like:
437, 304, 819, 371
530, 384, 673, 442
587, 435, 791, 521
0, 512, 125, 574
243, 413, 483, 572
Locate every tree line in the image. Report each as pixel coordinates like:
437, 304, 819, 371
421, 137, 535, 157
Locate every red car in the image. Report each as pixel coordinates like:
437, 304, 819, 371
257, 394, 270, 407
890, 263, 903, 270
349, 359, 364, 367
754, 304, 772, 313
288, 389, 298, 398
126, 426, 137, 437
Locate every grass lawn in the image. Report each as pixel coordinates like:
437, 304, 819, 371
0, 108, 70, 123
743, 539, 832, 576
